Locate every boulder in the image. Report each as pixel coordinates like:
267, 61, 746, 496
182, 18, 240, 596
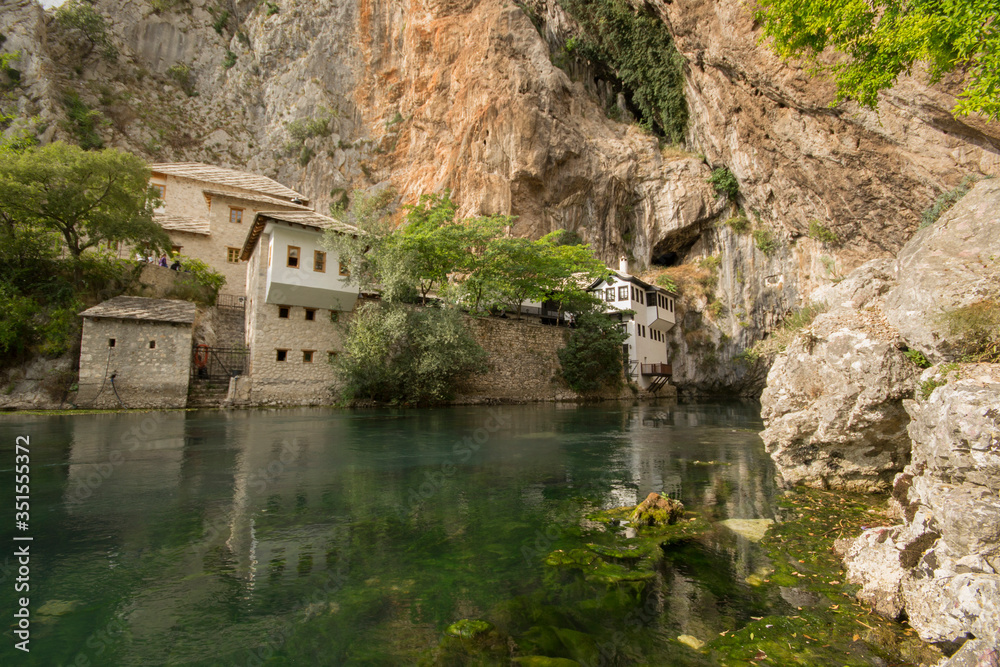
760, 306, 918, 492
842, 364, 1000, 652
628, 492, 684, 526
884, 179, 1000, 363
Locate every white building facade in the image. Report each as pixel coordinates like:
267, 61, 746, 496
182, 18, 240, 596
589, 259, 678, 391
238, 211, 360, 405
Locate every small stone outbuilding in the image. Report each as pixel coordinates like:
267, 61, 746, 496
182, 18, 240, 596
77, 297, 197, 409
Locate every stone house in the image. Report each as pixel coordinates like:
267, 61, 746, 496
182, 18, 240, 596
77, 296, 197, 409
148, 163, 312, 297
237, 210, 360, 405
589, 259, 678, 391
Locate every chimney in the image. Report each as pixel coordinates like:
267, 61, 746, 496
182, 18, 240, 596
619, 256, 629, 274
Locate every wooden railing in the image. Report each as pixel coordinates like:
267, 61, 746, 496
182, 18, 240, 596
640, 363, 672, 376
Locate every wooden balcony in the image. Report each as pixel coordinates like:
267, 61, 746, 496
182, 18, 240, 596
640, 363, 672, 377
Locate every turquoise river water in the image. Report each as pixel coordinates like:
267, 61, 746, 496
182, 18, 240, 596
0, 401, 789, 666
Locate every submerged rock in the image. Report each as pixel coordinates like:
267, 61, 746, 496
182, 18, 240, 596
718, 518, 774, 542
628, 492, 685, 526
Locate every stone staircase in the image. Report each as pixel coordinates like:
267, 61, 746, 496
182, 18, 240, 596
186, 380, 230, 408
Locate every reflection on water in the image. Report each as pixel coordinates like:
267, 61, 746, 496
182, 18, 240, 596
0, 400, 778, 665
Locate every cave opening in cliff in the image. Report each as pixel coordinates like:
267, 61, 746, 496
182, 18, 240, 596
650, 229, 701, 268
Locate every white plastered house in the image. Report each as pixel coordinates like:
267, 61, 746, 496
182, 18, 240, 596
588, 258, 678, 391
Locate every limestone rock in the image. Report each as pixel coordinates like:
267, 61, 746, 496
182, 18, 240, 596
760, 307, 918, 491
884, 180, 1000, 363
842, 365, 1000, 650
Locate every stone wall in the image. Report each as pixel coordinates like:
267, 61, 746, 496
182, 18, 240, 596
243, 232, 344, 406
77, 317, 193, 409
455, 317, 578, 403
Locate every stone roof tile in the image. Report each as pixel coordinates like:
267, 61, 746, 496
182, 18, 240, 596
80, 296, 197, 324
149, 162, 306, 203
154, 213, 211, 235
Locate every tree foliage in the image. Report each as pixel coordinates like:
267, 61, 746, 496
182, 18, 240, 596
0, 142, 169, 263
333, 302, 487, 404
54, 0, 118, 60
755, 0, 1000, 120
558, 307, 630, 393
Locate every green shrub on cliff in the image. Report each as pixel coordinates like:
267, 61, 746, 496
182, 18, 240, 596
921, 175, 980, 227
940, 299, 1000, 363
554, 0, 687, 142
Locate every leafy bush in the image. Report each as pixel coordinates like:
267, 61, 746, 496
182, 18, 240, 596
903, 349, 931, 368
0, 285, 39, 359
334, 302, 487, 404
721, 214, 749, 234
222, 50, 237, 69
921, 175, 980, 227
753, 229, 779, 256
54, 1, 118, 60
655, 274, 678, 293
807, 220, 840, 244
939, 299, 1000, 362
61, 91, 104, 149
165, 256, 226, 305
166, 62, 196, 96
708, 167, 739, 200
558, 311, 629, 393
212, 10, 230, 35
699, 255, 722, 271
265, 2, 280, 16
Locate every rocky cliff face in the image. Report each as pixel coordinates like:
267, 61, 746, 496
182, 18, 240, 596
760, 180, 999, 490
841, 364, 1000, 661
2, 0, 997, 392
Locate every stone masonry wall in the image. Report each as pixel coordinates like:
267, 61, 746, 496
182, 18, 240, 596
77, 318, 193, 409
455, 317, 578, 403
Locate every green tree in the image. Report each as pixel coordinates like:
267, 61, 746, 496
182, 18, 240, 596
55, 0, 118, 60
755, 0, 1000, 120
325, 186, 419, 302
400, 190, 461, 304
334, 301, 487, 404
558, 308, 630, 393
474, 232, 605, 318
0, 142, 170, 269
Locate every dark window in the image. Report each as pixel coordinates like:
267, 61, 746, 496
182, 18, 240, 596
305, 309, 316, 321
278, 306, 290, 319
302, 350, 315, 363
109, 338, 116, 348
639, 291, 644, 305
314, 251, 326, 273
276, 349, 288, 362
287, 246, 300, 268
149, 340, 156, 349
618, 286, 628, 300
